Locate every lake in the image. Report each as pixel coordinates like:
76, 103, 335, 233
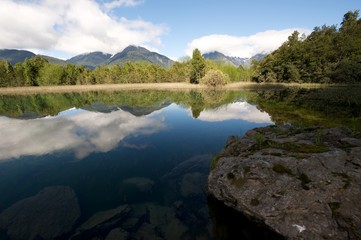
0, 87, 359, 239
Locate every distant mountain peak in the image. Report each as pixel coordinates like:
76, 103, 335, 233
203, 51, 267, 67
107, 45, 173, 67
67, 51, 112, 68
0, 49, 36, 65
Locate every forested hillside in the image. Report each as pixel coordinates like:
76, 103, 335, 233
0, 51, 251, 87
253, 10, 361, 83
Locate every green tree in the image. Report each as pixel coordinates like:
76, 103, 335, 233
23, 56, 48, 86
168, 61, 190, 82
13, 63, 26, 86
340, 10, 359, 31
0, 61, 15, 87
190, 49, 206, 84
38, 63, 65, 86
253, 10, 361, 84
62, 64, 82, 85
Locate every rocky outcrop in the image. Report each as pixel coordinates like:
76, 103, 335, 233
0, 186, 80, 240
208, 125, 361, 239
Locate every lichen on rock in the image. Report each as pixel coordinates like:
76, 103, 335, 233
208, 125, 361, 239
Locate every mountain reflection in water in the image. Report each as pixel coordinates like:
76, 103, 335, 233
0, 102, 272, 161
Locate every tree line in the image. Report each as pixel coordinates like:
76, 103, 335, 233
252, 10, 361, 83
0, 49, 252, 87
1, 10, 358, 86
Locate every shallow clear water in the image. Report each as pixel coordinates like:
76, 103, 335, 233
0, 97, 273, 239
1, 86, 360, 239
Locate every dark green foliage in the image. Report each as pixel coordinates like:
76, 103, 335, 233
272, 163, 293, 176
254, 87, 361, 131
0, 56, 193, 86
23, 56, 48, 86
0, 61, 15, 87
253, 132, 266, 148
298, 173, 311, 190
190, 49, 206, 84
253, 10, 361, 83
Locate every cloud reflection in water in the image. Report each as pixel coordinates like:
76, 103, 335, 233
197, 102, 272, 123
0, 108, 166, 161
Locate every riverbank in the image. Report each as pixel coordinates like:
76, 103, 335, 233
0, 82, 241, 95
0, 82, 332, 95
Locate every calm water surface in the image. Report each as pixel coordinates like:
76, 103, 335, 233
0, 87, 359, 240
0, 90, 273, 240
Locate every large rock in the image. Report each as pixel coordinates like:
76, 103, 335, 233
208, 125, 361, 239
0, 186, 80, 240
162, 154, 211, 198
78, 205, 130, 232
71, 204, 131, 239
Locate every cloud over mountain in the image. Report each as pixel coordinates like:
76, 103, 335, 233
0, 0, 166, 58
186, 28, 310, 58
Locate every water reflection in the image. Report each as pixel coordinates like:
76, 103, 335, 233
197, 101, 272, 123
0, 108, 166, 161
0, 96, 276, 239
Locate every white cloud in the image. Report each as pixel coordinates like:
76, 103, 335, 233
186, 28, 311, 58
0, 0, 166, 58
103, 0, 144, 10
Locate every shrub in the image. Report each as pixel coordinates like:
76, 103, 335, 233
201, 69, 229, 87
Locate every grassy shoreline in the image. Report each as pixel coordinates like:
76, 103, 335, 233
0, 82, 250, 95
0, 82, 350, 95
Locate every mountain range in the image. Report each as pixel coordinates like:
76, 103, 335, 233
203, 51, 267, 67
0, 46, 174, 68
0, 46, 266, 68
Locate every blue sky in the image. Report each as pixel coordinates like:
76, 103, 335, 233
0, 0, 359, 60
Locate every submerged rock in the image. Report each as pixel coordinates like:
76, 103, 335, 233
77, 205, 130, 232
0, 186, 80, 240
70, 204, 130, 240
208, 125, 361, 239
162, 154, 211, 199
105, 227, 129, 240
122, 177, 155, 193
